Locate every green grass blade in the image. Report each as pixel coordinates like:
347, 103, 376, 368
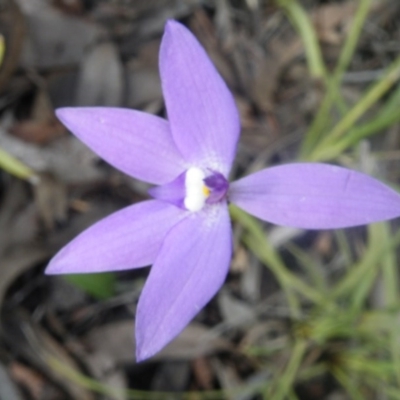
332, 224, 400, 301
334, 0, 372, 79
276, 0, 327, 80
0, 147, 38, 182
310, 55, 400, 161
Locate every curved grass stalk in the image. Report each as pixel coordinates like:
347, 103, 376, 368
300, 0, 373, 158
276, 0, 327, 80
332, 224, 400, 301
310, 55, 400, 161
269, 340, 307, 400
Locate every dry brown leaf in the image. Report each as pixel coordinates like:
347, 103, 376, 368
0, 246, 49, 314
0, 0, 26, 93
218, 290, 257, 327
157, 323, 232, 360
0, 362, 23, 400
126, 40, 162, 108
192, 357, 214, 390
231, 245, 250, 274
189, 9, 236, 89
312, 2, 357, 45
10, 119, 65, 144
0, 123, 105, 184
151, 362, 190, 392
211, 358, 242, 390
2, 310, 95, 400
9, 362, 46, 400
313, 231, 334, 257
75, 41, 124, 107
33, 173, 67, 230
10, 90, 66, 144
83, 320, 231, 364
18, 0, 104, 69
252, 38, 303, 112
53, 0, 85, 15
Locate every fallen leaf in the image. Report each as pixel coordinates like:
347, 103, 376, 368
83, 320, 232, 364
312, 2, 356, 45
0, 362, 23, 400
75, 41, 124, 107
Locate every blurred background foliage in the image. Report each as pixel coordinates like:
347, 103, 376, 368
1, 0, 400, 399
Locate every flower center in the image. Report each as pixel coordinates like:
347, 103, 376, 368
148, 167, 229, 212
184, 167, 208, 211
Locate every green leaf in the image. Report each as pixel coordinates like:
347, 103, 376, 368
64, 272, 116, 300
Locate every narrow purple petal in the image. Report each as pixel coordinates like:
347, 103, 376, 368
135, 204, 232, 361
46, 200, 188, 274
160, 20, 240, 176
56, 107, 186, 185
229, 163, 400, 229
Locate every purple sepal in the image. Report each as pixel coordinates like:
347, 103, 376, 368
205, 172, 229, 204
45, 200, 187, 274
55, 107, 186, 185
229, 163, 400, 229
135, 204, 232, 361
148, 172, 186, 209
160, 20, 240, 176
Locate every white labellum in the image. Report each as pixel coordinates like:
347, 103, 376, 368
184, 167, 209, 212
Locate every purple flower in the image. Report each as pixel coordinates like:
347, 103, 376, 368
46, 20, 400, 361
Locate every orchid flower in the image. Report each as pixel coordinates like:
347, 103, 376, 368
46, 20, 400, 361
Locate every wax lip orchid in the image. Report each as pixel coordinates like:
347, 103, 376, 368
46, 20, 400, 361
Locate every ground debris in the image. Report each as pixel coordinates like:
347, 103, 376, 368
0, 0, 400, 398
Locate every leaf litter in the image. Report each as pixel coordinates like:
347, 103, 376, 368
1, 0, 400, 398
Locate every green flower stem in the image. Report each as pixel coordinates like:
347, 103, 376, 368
0, 147, 38, 182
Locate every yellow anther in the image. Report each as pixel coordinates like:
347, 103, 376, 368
202, 185, 210, 197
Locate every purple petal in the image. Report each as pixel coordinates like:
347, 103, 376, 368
160, 20, 240, 176
46, 200, 188, 274
135, 203, 232, 361
56, 107, 186, 185
229, 163, 400, 229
